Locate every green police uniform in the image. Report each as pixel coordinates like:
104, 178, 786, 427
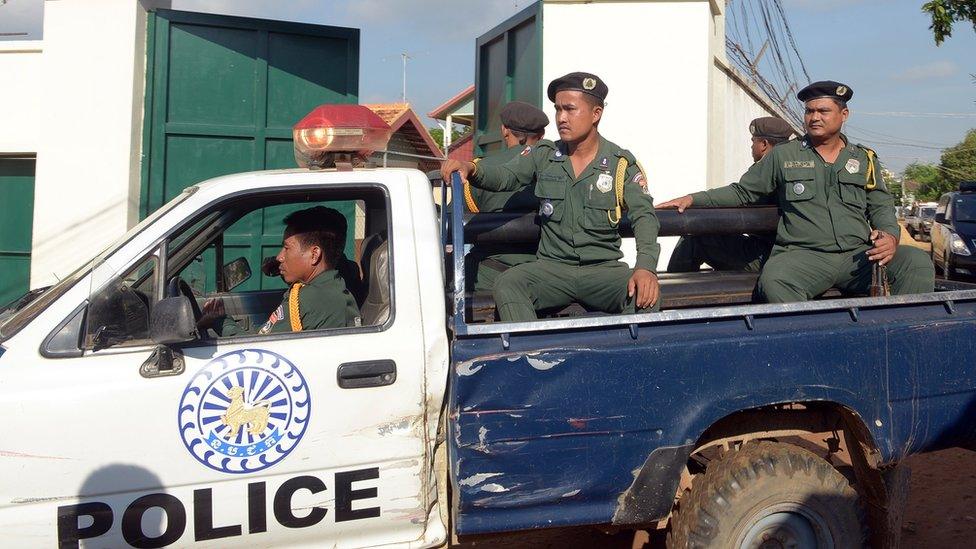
219, 269, 361, 335
668, 117, 794, 274
463, 144, 540, 291
690, 135, 934, 302
470, 136, 661, 321
667, 233, 773, 273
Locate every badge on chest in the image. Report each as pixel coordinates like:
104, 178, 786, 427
845, 159, 860, 174
596, 173, 613, 194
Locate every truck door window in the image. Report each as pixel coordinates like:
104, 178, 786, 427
84, 254, 158, 350
164, 189, 389, 340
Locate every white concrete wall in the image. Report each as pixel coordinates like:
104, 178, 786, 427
719, 65, 782, 185
709, 62, 802, 188
27, 0, 148, 287
0, 41, 44, 154
542, 0, 712, 268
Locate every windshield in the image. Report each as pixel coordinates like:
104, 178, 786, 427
0, 188, 196, 341
920, 207, 936, 219
955, 197, 976, 223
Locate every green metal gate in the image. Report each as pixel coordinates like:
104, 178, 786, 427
475, 3, 542, 156
0, 158, 36, 306
141, 10, 359, 291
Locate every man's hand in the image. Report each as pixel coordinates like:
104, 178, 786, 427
628, 268, 660, 310
440, 159, 476, 184
197, 298, 226, 331
655, 195, 694, 213
867, 229, 898, 266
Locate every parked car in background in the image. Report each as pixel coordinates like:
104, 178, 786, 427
906, 202, 939, 241
932, 182, 976, 279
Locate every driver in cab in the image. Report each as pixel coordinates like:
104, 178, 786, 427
200, 206, 362, 335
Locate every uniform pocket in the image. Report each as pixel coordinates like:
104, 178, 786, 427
535, 172, 568, 222
837, 170, 867, 209
581, 187, 617, 230
783, 167, 815, 202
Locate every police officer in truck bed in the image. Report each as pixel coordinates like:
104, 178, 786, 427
463, 101, 549, 292
658, 81, 934, 302
667, 116, 796, 273
442, 72, 661, 321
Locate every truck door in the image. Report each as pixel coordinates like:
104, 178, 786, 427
0, 184, 434, 548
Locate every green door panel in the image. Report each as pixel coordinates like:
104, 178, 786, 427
142, 9, 359, 291
167, 24, 258, 126
0, 159, 36, 306
266, 33, 357, 128
163, 136, 255, 201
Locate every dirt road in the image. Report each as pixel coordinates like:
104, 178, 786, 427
455, 448, 976, 548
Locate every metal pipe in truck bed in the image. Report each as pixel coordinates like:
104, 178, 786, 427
463, 206, 780, 243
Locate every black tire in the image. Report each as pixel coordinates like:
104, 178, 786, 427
668, 441, 868, 549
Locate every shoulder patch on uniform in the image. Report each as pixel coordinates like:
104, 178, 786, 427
784, 160, 815, 169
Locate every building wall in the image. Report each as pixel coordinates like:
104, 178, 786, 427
542, 0, 712, 267
0, 42, 43, 154
16, 0, 149, 288
718, 63, 789, 185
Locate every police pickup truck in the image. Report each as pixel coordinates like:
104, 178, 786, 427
1, 105, 975, 549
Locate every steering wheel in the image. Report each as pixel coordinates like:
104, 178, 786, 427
167, 277, 204, 321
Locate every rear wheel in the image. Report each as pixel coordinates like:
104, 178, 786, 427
668, 441, 867, 549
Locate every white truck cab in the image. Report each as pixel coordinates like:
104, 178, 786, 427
0, 164, 450, 548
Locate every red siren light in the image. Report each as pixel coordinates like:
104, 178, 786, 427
293, 105, 392, 169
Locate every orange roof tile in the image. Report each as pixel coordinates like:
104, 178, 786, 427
364, 103, 411, 126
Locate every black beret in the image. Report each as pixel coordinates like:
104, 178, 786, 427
499, 101, 549, 133
547, 72, 608, 103
749, 117, 796, 141
797, 80, 853, 103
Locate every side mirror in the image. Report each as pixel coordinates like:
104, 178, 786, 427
222, 257, 252, 291
149, 296, 198, 344
935, 213, 947, 224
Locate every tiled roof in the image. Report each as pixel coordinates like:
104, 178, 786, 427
363, 102, 411, 126
364, 103, 444, 167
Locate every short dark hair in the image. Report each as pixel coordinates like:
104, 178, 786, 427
761, 136, 790, 146
283, 206, 344, 266
509, 128, 544, 145
580, 93, 604, 109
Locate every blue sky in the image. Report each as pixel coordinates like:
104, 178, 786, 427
2, 0, 974, 172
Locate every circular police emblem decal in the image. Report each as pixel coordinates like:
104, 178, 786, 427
178, 349, 311, 474
793, 182, 805, 195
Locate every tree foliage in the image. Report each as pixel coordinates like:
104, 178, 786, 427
903, 162, 945, 202
428, 126, 472, 152
939, 128, 976, 183
900, 129, 976, 201
923, 0, 976, 45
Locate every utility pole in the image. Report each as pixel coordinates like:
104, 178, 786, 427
401, 52, 412, 102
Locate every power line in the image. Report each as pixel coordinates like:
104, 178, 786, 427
725, 0, 809, 124
845, 123, 954, 148
855, 111, 976, 118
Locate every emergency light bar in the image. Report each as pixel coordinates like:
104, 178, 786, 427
293, 105, 392, 169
